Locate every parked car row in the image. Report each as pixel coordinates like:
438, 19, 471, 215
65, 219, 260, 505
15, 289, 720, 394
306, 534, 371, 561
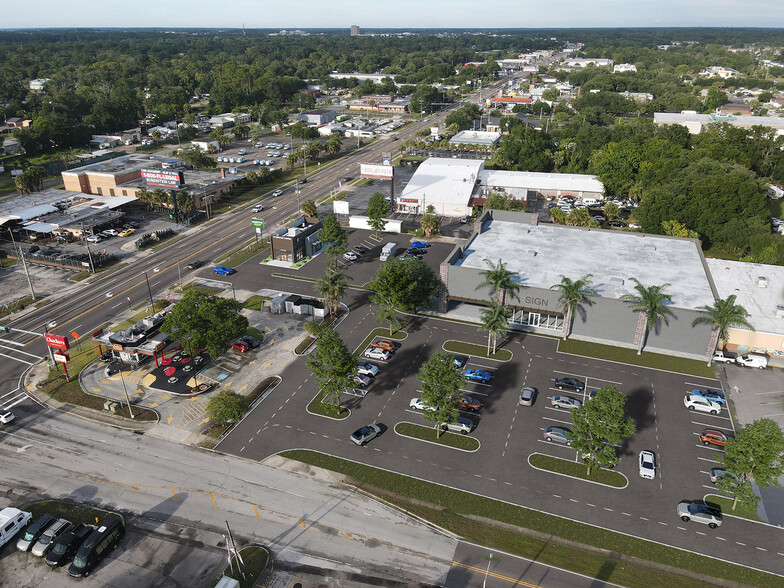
0, 508, 125, 578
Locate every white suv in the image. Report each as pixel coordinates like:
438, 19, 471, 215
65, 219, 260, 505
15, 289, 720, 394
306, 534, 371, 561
440, 417, 474, 435
357, 361, 379, 377
683, 394, 721, 415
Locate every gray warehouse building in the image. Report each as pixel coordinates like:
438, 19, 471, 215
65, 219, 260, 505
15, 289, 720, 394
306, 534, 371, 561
439, 210, 717, 361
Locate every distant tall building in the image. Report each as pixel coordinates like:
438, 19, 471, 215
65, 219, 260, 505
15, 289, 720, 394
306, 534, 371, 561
350, 25, 360, 36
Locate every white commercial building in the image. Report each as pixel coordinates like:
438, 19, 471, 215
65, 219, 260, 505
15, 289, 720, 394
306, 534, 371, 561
654, 111, 784, 135
449, 130, 502, 147
560, 58, 614, 68
397, 158, 604, 217
613, 63, 637, 73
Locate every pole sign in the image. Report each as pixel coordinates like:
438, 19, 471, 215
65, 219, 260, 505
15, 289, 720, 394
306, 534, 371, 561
54, 352, 69, 364
251, 218, 264, 230
45, 333, 70, 351
141, 168, 184, 188
360, 164, 394, 180
333, 200, 349, 215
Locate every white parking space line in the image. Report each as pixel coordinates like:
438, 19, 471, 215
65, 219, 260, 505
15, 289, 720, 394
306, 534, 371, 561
697, 456, 722, 464
586, 376, 624, 386
542, 416, 573, 426
460, 388, 488, 397
2, 394, 30, 410
695, 444, 725, 452
691, 420, 732, 428
467, 363, 497, 371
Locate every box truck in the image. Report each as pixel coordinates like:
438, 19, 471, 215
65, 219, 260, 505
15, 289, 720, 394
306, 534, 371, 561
380, 242, 396, 261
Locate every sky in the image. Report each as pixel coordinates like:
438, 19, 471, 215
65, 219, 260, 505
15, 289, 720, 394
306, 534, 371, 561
5, 1, 784, 29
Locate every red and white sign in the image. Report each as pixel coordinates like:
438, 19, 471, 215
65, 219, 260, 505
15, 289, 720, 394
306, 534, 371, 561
360, 164, 394, 180
141, 168, 184, 188
45, 333, 69, 351
54, 352, 69, 364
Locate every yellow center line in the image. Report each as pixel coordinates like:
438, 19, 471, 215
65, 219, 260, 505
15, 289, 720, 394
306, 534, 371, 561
170, 488, 178, 501
210, 492, 218, 510
451, 561, 543, 587
252, 505, 261, 519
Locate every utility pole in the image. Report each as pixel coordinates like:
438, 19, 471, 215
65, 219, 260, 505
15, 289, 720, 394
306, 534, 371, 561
9, 229, 36, 301
119, 369, 135, 419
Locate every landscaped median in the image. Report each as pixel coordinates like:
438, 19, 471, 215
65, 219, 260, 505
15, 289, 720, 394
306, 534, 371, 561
703, 494, 762, 522
528, 453, 628, 489
442, 340, 512, 362
278, 449, 781, 588
395, 422, 480, 451
306, 388, 350, 420
209, 544, 269, 588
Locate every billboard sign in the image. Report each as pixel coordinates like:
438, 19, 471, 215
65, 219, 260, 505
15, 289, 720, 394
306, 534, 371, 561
251, 218, 264, 229
45, 333, 70, 351
360, 164, 394, 180
333, 200, 349, 215
141, 168, 184, 188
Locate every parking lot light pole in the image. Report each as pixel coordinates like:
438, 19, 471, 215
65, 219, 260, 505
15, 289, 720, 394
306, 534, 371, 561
119, 369, 135, 419
483, 553, 493, 588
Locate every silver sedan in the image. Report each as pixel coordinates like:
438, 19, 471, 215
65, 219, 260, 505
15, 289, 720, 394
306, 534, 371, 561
551, 396, 582, 410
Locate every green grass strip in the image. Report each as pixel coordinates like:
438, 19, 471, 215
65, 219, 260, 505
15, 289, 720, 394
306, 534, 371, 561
242, 295, 270, 311
28, 500, 123, 527
443, 340, 512, 362
558, 338, 716, 378
306, 389, 349, 419
210, 545, 269, 588
279, 450, 782, 588
704, 494, 762, 522
529, 453, 627, 488
395, 422, 479, 451
270, 272, 316, 282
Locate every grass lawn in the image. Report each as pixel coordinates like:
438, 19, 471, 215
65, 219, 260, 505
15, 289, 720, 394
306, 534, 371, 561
528, 453, 627, 488
210, 545, 269, 588
270, 272, 316, 282
704, 494, 762, 522
1, 258, 17, 268
294, 336, 315, 354
557, 338, 716, 378
395, 422, 479, 451
279, 450, 780, 588
28, 500, 123, 527
306, 389, 349, 419
443, 340, 512, 362
179, 284, 222, 295
242, 295, 270, 311
217, 239, 269, 265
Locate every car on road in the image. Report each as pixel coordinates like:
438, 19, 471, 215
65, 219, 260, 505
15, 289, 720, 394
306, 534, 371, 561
628, 223, 641, 229
370, 340, 397, 352
700, 429, 729, 448
551, 396, 582, 410
710, 468, 738, 485
342, 176, 353, 182
238, 149, 247, 155
351, 424, 382, 446
363, 347, 391, 361
117, 228, 135, 237
45, 523, 93, 568
343, 251, 358, 261
353, 245, 368, 254
252, 204, 264, 213
692, 388, 726, 405
543, 426, 571, 445
464, 369, 492, 383
186, 260, 204, 270
683, 394, 721, 415
0, 410, 15, 424
639, 450, 656, 479
555, 377, 585, 392
452, 355, 468, 368
357, 361, 379, 377
519, 386, 537, 406
272, 189, 283, 197
213, 266, 235, 275
298, 177, 308, 184
353, 374, 374, 388
457, 396, 482, 411
440, 417, 474, 435
410, 241, 430, 248
677, 501, 722, 528
409, 397, 435, 411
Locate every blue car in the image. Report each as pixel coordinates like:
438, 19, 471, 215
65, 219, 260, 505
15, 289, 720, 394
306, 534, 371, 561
213, 266, 235, 275
464, 369, 492, 383
410, 241, 430, 249
452, 354, 468, 368
692, 388, 726, 405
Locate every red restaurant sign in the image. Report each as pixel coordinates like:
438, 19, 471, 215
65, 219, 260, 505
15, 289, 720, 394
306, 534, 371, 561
45, 333, 70, 351
141, 168, 184, 188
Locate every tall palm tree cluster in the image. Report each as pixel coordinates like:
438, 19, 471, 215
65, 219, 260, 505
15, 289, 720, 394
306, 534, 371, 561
475, 259, 752, 360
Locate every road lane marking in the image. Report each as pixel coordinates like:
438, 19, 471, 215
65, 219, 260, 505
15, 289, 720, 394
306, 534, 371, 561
253, 505, 261, 519
210, 493, 218, 509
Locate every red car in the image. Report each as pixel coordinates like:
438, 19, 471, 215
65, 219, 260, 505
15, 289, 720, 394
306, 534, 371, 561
231, 340, 251, 352
457, 396, 482, 411
700, 429, 728, 448
370, 340, 396, 352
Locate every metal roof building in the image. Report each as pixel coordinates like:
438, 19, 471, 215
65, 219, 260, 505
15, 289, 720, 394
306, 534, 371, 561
654, 111, 784, 135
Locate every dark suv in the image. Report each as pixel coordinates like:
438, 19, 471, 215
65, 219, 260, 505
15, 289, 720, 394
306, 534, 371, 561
46, 523, 93, 567
555, 377, 585, 392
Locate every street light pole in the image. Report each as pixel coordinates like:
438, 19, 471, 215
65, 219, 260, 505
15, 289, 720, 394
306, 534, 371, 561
8, 229, 35, 301
142, 271, 155, 309
483, 553, 493, 588
119, 369, 135, 419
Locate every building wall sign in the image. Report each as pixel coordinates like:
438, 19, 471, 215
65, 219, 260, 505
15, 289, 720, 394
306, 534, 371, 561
141, 168, 184, 188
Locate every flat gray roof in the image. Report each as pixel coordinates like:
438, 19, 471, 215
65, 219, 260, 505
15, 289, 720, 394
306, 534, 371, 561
456, 220, 715, 310
706, 258, 784, 335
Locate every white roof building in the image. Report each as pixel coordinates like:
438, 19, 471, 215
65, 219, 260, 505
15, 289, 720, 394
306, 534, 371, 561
449, 130, 502, 147
654, 111, 784, 135
613, 63, 637, 73
397, 158, 482, 217
480, 170, 604, 201
561, 58, 614, 68
700, 66, 741, 79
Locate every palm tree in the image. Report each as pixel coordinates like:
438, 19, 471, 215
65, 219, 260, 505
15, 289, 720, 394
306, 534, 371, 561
691, 295, 754, 365
550, 274, 598, 339
476, 258, 521, 305
314, 267, 347, 318
619, 278, 674, 354
150, 129, 162, 147
479, 300, 512, 355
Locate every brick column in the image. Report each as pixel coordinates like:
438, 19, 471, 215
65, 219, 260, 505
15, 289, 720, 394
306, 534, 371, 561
438, 264, 450, 313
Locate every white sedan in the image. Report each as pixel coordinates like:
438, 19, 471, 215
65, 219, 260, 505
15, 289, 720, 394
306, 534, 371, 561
683, 394, 721, 415
551, 396, 582, 410
639, 450, 655, 479
343, 252, 358, 261
409, 397, 435, 411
